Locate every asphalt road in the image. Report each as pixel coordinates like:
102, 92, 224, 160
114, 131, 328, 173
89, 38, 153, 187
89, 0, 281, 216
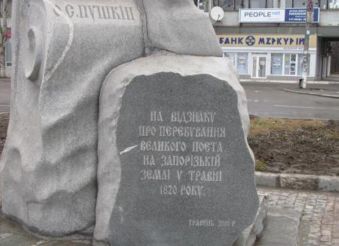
242, 82, 339, 120
0, 78, 10, 113
1, 78, 339, 120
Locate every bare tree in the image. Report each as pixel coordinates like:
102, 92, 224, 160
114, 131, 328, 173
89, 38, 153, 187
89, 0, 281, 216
0, 0, 9, 77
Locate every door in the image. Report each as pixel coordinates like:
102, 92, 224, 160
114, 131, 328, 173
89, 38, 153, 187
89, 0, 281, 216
252, 55, 267, 79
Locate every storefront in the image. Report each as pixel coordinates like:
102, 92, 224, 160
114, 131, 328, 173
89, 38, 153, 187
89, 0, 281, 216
218, 34, 317, 81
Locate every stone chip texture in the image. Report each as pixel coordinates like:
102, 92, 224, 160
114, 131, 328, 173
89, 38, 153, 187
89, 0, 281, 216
0, 0, 143, 236
94, 54, 258, 246
1, 0, 228, 237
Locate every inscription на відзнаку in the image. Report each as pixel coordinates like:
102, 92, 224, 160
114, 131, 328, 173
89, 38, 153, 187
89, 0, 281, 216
137, 111, 227, 198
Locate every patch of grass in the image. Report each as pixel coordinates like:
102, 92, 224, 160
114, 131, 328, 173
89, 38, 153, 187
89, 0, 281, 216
255, 160, 267, 172
249, 117, 339, 176
250, 117, 326, 137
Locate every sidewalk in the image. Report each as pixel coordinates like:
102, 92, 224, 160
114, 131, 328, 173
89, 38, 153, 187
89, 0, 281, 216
0, 187, 338, 246
259, 187, 339, 246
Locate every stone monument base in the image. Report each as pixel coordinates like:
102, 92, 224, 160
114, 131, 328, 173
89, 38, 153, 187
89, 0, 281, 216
94, 53, 259, 246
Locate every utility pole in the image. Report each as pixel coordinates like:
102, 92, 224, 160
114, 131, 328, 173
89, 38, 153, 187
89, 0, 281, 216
208, 0, 213, 12
300, 0, 313, 89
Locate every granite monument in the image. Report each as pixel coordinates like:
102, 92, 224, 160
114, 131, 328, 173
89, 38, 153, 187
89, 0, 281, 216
94, 54, 258, 245
0, 0, 258, 245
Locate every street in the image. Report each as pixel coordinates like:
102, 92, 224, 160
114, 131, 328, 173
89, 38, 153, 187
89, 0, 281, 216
1, 79, 339, 119
242, 82, 339, 120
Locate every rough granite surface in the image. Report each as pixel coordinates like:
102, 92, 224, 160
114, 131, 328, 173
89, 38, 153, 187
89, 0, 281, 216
94, 54, 258, 246
1, 0, 223, 237
141, 0, 223, 56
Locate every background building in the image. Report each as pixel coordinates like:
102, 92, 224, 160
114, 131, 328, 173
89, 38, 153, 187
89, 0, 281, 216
0, 0, 11, 78
209, 0, 339, 81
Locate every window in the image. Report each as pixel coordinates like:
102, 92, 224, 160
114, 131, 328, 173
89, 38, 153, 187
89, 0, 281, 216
266, 0, 280, 8
235, 0, 245, 9
293, 0, 307, 8
284, 54, 297, 75
271, 54, 283, 75
223, 52, 249, 75
242, 0, 251, 8
313, 0, 320, 8
237, 53, 249, 75
274, 53, 307, 76
285, 0, 294, 7
247, 0, 322, 8
224, 52, 236, 67
250, 0, 267, 8
247, 0, 282, 8
298, 54, 310, 76
214, 0, 245, 10
221, 0, 235, 10
319, 0, 328, 9
329, 0, 339, 8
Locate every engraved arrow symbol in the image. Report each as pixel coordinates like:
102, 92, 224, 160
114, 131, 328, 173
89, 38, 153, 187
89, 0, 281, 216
119, 145, 138, 155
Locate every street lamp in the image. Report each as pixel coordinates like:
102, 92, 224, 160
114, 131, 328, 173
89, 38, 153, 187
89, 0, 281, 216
300, 0, 314, 89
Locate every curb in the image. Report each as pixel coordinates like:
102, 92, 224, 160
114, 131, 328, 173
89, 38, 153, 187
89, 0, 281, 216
283, 88, 339, 99
255, 172, 339, 192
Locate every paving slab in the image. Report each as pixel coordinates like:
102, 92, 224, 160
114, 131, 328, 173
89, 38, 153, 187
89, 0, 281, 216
234, 195, 269, 246
258, 187, 339, 246
1, 187, 339, 246
256, 208, 301, 246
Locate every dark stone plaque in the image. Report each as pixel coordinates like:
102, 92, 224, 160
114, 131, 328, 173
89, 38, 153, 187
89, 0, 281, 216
110, 73, 258, 246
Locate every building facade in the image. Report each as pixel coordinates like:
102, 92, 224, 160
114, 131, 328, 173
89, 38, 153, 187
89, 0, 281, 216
208, 0, 339, 81
1, 0, 12, 77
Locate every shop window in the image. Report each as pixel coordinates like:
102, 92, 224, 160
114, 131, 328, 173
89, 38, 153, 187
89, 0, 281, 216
298, 54, 304, 76
271, 53, 308, 77
297, 54, 310, 76
224, 52, 236, 67
237, 53, 248, 75
284, 54, 297, 76
271, 54, 283, 75
319, 0, 328, 9
329, 0, 339, 8
223, 52, 248, 75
